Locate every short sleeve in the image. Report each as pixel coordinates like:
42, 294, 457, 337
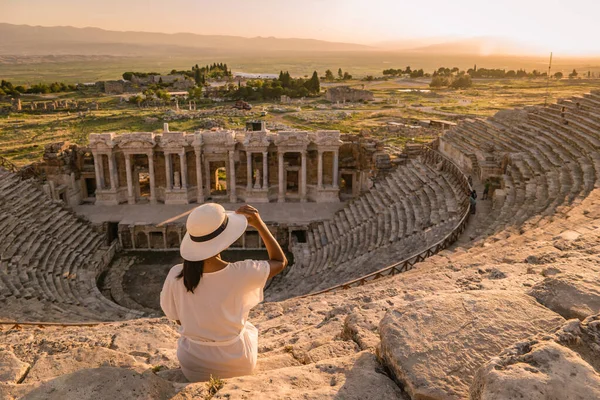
160, 276, 179, 321
240, 260, 270, 308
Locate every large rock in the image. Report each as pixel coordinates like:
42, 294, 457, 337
471, 341, 600, 400
24, 347, 148, 383
529, 273, 600, 320
379, 291, 564, 399
471, 314, 600, 400
0, 349, 30, 384
19, 367, 175, 400
210, 352, 406, 400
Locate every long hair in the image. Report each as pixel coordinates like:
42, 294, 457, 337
176, 259, 204, 293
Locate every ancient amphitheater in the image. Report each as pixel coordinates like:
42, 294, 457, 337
1, 92, 600, 399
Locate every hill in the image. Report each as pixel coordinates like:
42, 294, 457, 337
0, 23, 372, 56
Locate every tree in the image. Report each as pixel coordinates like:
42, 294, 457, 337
450, 74, 472, 89
338, 68, 343, 79
569, 69, 578, 78
122, 72, 134, 81
325, 69, 335, 81
410, 69, 424, 78
404, 66, 412, 74
429, 76, 447, 88
343, 72, 352, 80
554, 72, 563, 79
194, 67, 202, 85
128, 95, 143, 106
306, 71, 320, 94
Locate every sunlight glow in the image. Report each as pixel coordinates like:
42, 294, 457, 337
1, 0, 598, 55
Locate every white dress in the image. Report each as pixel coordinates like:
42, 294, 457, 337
160, 260, 270, 382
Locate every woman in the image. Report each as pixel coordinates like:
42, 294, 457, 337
160, 203, 288, 382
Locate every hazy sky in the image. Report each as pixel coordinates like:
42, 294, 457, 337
2, 0, 598, 54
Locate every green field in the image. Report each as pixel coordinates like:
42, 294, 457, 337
2, 52, 600, 84
1, 72, 598, 167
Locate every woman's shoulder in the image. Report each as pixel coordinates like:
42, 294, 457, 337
227, 259, 270, 276
228, 259, 267, 271
166, 264, 184, 279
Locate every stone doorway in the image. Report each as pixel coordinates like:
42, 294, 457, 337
286, 170, 299, 194
340, 173, 353, 195
138, 172, 150, 200
149, 232, 164, 249
209, 162, 228, 196
85, 177, 96, 198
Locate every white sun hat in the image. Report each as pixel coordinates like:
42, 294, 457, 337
180, 203, 248, 261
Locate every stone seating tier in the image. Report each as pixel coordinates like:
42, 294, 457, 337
0, 168, 143, 322
266, 155, 465, 301
439, 94, 600, 240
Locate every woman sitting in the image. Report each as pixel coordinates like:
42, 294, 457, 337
160, 203, 287, 382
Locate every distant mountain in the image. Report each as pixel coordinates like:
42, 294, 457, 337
404, 36, 544, 56
0, 23, 373, 56
374, 37, 461, 51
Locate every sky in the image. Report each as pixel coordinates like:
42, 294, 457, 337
1, 0, 599, 55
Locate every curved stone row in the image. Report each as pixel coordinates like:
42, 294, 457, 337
439, 90, 600, 239
0, 168, 143, 322
266, 154, 467, 301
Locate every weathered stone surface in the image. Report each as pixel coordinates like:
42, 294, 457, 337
471, 314, 600, 400
471, 341, 600, 400
18, 368, 174, 400
342, 311, 381, 350
529, 273, 600, 320
213, 352, 406, 399
24, 347, 148, 383
256, 353, 303, 372
379, 291, 565, 399
553, 314, 600, 372
0, 349, 30, 384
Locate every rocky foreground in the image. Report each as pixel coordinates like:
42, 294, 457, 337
1, 190, 600, 399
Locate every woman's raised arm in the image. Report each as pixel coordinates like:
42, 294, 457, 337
236, 205, 288, 279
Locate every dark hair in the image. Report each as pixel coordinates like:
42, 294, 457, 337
176, 259, 204, 293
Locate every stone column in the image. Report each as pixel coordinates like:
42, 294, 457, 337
278, 151, 285, 202
204, 159, 211, 195
148, 152, 157, 204
99, 154, 106, 190
246, 151, 252, 191
317, 150, 323, 189
125, 153, 135, 204
228, 150, 237, 202
262, 151, 268, 189
301, 151, 307, 202
195, 148, 204, 203
333, 150, 339, 188
180, 151, 188, 189
108, 152, 118, 190
93, 153, 104, 191
165, 153, 172, 191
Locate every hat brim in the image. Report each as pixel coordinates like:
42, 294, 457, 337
180, 211, 248, 261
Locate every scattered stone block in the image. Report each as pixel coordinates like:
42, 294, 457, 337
379, 291, 564, 399
471, 314, 600, 400
0, 350, 30, 384
529, 273, 600, 320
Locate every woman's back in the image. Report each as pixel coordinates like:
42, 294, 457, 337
160, 259, 270, 342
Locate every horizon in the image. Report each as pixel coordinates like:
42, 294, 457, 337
1, 0, 599, 56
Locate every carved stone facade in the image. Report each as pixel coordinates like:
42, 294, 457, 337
84, 122, 347, 205
40, 122, 391, 206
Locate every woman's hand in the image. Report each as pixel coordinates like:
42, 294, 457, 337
235, 204, 263, 228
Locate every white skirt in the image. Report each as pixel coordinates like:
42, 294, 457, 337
177, 322, 258, 382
